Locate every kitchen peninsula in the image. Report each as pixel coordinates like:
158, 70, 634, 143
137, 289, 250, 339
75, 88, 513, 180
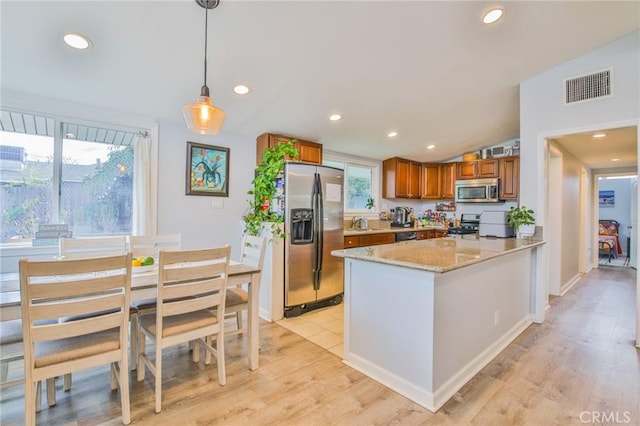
331, 235, 544, 412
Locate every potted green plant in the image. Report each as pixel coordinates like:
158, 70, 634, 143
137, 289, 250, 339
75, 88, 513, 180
506, 205, 536, 238
243, 140, 299, 239
365, 197, 375, 211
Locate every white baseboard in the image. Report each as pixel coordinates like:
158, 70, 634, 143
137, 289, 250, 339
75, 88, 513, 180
560, 273, 581, 296
259, 307, 272, 323
343, 316, 532, 413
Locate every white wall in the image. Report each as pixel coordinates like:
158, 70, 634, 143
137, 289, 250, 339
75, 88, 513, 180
520, 30, 640, 224
520, 30, 639, 321
156, 121, 256, 260
598, 177, 634, 254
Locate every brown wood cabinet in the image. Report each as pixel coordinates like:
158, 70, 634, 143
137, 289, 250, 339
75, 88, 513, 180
499, 156, 519, 200
440, 162, 456, 200
383, 157, 421, 199
344, 233, 395, 248
344, 236, 360, 248
456, 158, 499, 180
421, 164, 441, 199
434, 229, 448, 238
416, 230, 434, 240
256, 133, 322, 165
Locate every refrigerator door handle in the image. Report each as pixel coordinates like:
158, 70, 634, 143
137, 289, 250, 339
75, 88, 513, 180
312, 173, 323, 291
316, 175, 324, 274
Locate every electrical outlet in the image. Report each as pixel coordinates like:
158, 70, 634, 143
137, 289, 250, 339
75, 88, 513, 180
211, 199, 223, 209
494, 310, 500, 326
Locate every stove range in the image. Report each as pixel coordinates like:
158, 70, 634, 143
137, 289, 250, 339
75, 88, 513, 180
447, 213, 480, 235
447, 227, 478, 235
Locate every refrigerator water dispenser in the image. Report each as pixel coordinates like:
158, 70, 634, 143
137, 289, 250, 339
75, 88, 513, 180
290, 208, 314, 244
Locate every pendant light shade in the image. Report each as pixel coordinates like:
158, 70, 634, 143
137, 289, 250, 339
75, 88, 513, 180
183, 0, 225, 135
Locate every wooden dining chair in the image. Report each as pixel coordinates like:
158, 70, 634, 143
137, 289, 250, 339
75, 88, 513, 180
137, 245, 230, 413
19, 254, 132, 425
57, 235, 128, 389
1, 318, 58, 412
59, 235, 127, 259
128, 234, 182, 370
225, 235, 266, 336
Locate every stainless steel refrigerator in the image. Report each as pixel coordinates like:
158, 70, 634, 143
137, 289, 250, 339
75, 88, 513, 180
281, 163, 344, 317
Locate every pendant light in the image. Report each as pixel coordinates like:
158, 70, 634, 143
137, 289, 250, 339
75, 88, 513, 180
183, 0, 226, 135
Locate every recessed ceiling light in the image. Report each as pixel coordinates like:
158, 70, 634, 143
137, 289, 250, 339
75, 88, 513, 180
329, 114, 342, 121
387, 131, 398, 138
426, 144, 436, 150
593, 133, 606, 138
63, 32, 91, 50
611, 158, 620, 162
233, 85, 250, 95
482, 8, 503, 24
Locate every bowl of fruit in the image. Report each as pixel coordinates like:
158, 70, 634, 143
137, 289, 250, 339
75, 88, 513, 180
132, 256, 155, 272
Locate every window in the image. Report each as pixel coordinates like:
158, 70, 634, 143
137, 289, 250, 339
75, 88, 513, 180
324, 152, 380, 215
0, 110, 144, 242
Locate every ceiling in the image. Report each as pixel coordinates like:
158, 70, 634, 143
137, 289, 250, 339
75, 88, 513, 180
1, 1, 639, 164
552, 126, 637, 171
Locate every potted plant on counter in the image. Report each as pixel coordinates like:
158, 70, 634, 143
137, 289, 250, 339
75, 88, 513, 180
243, 140, 298, 239
506, 205, 536, 238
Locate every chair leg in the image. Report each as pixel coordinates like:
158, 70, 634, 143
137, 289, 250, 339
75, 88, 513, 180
130, 313, 138, 371
110, 363, 117, 391
35, 381, 41, 414
26, 381, 37, 426
46, 378, 56, 406
154, 341, 162, 413
204, 336, 212, 365
235, 311, 242, 331
63, 373, 71, 391
0, 360, 8, 383
192, 339, 200, 363
119, 359, 131, 425
217, 332, 226, 386
137, 331, 146, 382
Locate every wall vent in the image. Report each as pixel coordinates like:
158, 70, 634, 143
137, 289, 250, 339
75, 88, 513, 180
565, 69, 612, 104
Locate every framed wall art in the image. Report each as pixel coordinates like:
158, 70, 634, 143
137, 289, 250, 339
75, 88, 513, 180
186, 141, 229, 197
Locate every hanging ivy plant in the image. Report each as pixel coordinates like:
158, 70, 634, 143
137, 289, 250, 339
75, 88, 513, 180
243, 140, 299, 238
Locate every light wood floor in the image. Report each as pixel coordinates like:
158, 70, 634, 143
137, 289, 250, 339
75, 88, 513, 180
1, 266, 638, 425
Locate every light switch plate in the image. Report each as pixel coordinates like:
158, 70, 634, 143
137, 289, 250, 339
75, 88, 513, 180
212, 198, 224, 209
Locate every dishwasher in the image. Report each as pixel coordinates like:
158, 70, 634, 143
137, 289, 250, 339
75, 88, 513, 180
395, 231, 417, 242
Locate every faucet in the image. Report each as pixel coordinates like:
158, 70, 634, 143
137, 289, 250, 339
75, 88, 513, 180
351, 216, 367, 230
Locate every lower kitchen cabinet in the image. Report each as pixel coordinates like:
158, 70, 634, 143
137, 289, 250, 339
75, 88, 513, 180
344, 233, 395, 248
416, 230, 434, 240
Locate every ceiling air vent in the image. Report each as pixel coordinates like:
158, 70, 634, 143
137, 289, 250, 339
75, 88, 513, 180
565, 69, 612, 104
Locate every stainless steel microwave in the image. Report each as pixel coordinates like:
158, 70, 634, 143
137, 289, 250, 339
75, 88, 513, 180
455, 178, 500, 203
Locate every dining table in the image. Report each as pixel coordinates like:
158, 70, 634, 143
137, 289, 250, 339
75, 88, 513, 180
0, 260, 263, 371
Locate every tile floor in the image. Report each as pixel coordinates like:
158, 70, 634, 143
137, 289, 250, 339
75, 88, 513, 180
276, 304, 344, 358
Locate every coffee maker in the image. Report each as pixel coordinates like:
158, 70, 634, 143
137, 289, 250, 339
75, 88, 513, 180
391, 207, 413, 228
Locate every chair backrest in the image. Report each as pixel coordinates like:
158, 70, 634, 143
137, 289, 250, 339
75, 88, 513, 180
129, 234, 182, 259
156, 246, 231, 329
240, 235, 266, 269
19, 254, 132, 370
59, 236, 127, 259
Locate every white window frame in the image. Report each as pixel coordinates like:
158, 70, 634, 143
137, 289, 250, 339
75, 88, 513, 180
0, 93, 158, 272
323, 150, 381, 220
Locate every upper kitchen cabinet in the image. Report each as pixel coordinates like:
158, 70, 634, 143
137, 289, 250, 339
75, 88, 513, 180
456, 158, 499, 180
383, 157, 421, 199
440, 162, 456, 200
499, 156, 519, 200
421, 163, 441, 199
256, 133, 323, 165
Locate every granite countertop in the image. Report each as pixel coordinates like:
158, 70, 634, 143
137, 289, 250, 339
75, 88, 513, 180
343, 225, 447, 236
331, 235, 545, 273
